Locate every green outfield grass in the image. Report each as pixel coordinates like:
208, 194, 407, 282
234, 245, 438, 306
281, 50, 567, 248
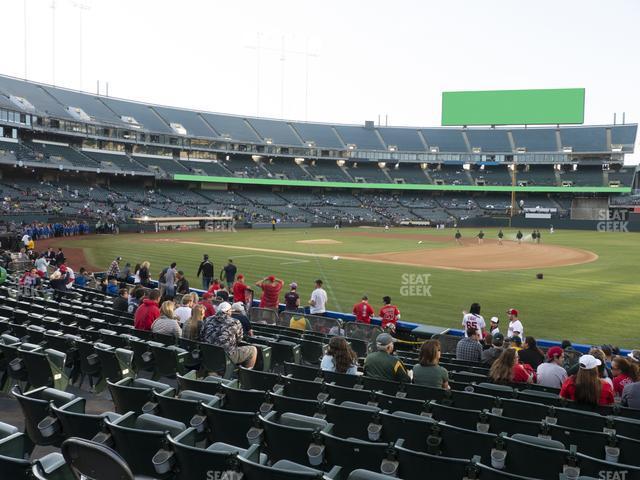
52, 227, 640, 348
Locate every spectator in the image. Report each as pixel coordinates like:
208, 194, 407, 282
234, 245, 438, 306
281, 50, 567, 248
175, 271, 190, 295
284, 282, 301, 312
510, 336, 523, 351
590, 348, 614, 388
611, 356, 639, 397
183, 304, 205, 341
489, 348, 533, 384
151, 300, 182, 337
34, 253, 48, 279
289, 314, 312, 331
231, 302, 252, 336
161, 262, 177, 299
321, 336, 357, 374
138, 261, 151, 287
199, 292, 216, 318
55, 248, 65, 266
74, 267, 90, 288
119, 262, 131, 282
364, 333, 411, 382
482, 332, 505, 366
207, 278, 223, 295
353, 295, 374, 324
220, 259, 237, 289
560, 354, 615, 406
200, 302, 257, 369
561, 339, 581, 371
489, 316, 500, 335
621, 351, 640, 409
49, 270, 68, 299
134, 289, 161, 331
309, 279, 328, 315
133, 263, 141, 284
379, 296, 401, 332
197, 254, 214, 290
128, 286, 145, 314
462, 303, 486, 337
536, 346, 568, 389
412, 340, 449, 389
112, 288, 129, 312
256, 275, 284, 309
19, 268, 40, 289
518, 336, 545, 369
232, 274, 248, 305
600, 345, 614, 370
506, 308, 524, 338
174, 295, 193, 325
107, 256, 122, 280
456, 328, 483, 363
106, 278, 119, 296
483, 333, 493, 351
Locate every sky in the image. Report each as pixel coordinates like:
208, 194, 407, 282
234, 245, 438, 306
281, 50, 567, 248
0, 0, 638, 161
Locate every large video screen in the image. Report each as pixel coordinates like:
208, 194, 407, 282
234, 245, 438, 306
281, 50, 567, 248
441, 88, 585, 126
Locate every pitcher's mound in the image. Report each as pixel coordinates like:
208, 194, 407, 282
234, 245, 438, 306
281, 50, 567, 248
296, 239, 343, 245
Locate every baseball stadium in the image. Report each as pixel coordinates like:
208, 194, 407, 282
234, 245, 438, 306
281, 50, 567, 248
0, 1, 639, 479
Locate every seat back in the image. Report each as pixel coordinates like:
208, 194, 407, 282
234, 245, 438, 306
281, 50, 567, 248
261, 412, 327, 465
239, 367, 281, 391
199, 343, 235, 379
324, 402, 380, 440
238, 455, 326, 479
107, 378, 172, 414
503, 434, 569, 478
322, 370, 360, 388
379, 410, 435, 451
394, 442, 473, 480
176, 371, 229, 395
428, 402, 481, 431
321, 431, 390, 475
269, 392, 322, 418
433, 422, 497, 463
221, 383, 268, 412
62, 437, 135, 480
94, 346, 134, 384
203, 404, 256, 448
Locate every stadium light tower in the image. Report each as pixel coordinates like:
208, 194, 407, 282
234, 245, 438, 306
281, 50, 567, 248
23, 0, 28, 79
71, 1, 91, 91
50, 0, 56, 85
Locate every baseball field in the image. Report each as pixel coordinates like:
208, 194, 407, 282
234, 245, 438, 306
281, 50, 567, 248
40, 227, 640, 348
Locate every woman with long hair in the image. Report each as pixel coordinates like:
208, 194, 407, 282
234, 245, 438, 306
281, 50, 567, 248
489, 348, 533, 384
518, 336, 545, 369
183, 304, 205, 341
560, 354, 614, 406
151, 300, 181, 337
139, 261, 151, 287
133, 263, 141, 284
612, 356, 640, 397
412, 340, 449, 389
321, 336, 358, 374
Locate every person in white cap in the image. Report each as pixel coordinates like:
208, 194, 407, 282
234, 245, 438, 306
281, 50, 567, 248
231, 301, 252, 336
200, 301, 257, 368
489, 317, 500, 335
559, 354, 614, 406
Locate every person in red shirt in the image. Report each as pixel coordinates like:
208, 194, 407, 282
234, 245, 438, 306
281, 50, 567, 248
560, 354, 615, 406
488, 348, 533, 384
353, 295, 374, 324
379, 296, 400, 331
207, 279, 223, 295
611, 356, 639, 397
199, 292, 216, 318
255, 275, 284, 309
134, 289, 161, 331
232, 274, 248, 305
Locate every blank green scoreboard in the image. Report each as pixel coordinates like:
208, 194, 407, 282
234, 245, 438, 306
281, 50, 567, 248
441, 88, 585, 126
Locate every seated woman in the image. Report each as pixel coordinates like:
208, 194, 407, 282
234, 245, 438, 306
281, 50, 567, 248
412, 339, 449, 389
321, 336, 358, 375
489, 348, 533, 385
560, 354, 614, 406
151, 300, 182, 338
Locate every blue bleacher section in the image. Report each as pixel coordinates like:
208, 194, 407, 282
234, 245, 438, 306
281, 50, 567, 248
100, 97, 173, 134
561, 127, 607, 153
421, 129, 467, 153
247, 118, 302, 146
290, 122, 344, 149
334, 125, 384, 150
378, 128, 425, 152
465, 130, 511, 153
152, 106, 217, 138
200, 113, 260, 143
511, 128, 558, 152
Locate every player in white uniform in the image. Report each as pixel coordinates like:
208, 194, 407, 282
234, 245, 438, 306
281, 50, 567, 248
462, 303, 486, 337
506, 308, 524, 338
